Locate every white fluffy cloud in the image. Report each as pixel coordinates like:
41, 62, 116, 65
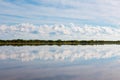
0, 23, 120, 40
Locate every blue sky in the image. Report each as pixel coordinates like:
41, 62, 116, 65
1, 0, 120, 26
0, 0, 120, 40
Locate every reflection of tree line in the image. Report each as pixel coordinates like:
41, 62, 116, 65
0, 39, 120, 45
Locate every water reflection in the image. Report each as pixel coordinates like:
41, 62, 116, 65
0, 45, 120, 62
0, 45, 120, 80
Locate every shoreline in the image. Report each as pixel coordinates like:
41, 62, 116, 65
0, 39, 120, 46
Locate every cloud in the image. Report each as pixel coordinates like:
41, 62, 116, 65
0, 23, 120, 40
1, 0, 120, 25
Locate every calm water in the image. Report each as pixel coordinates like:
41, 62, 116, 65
0, 45, 120, 80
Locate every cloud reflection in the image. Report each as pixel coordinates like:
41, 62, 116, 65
0, 45, 120, 62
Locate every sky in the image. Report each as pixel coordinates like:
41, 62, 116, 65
0, 0, 120, 40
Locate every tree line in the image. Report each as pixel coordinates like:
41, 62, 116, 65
0, 39, 120, 46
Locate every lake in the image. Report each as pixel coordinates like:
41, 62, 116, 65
0, 45, 120, 80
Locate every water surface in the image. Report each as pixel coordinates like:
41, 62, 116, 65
0, 45, 120, 80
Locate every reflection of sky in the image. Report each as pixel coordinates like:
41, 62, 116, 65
0, 45, 120, 80
0, 45, 120, 62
